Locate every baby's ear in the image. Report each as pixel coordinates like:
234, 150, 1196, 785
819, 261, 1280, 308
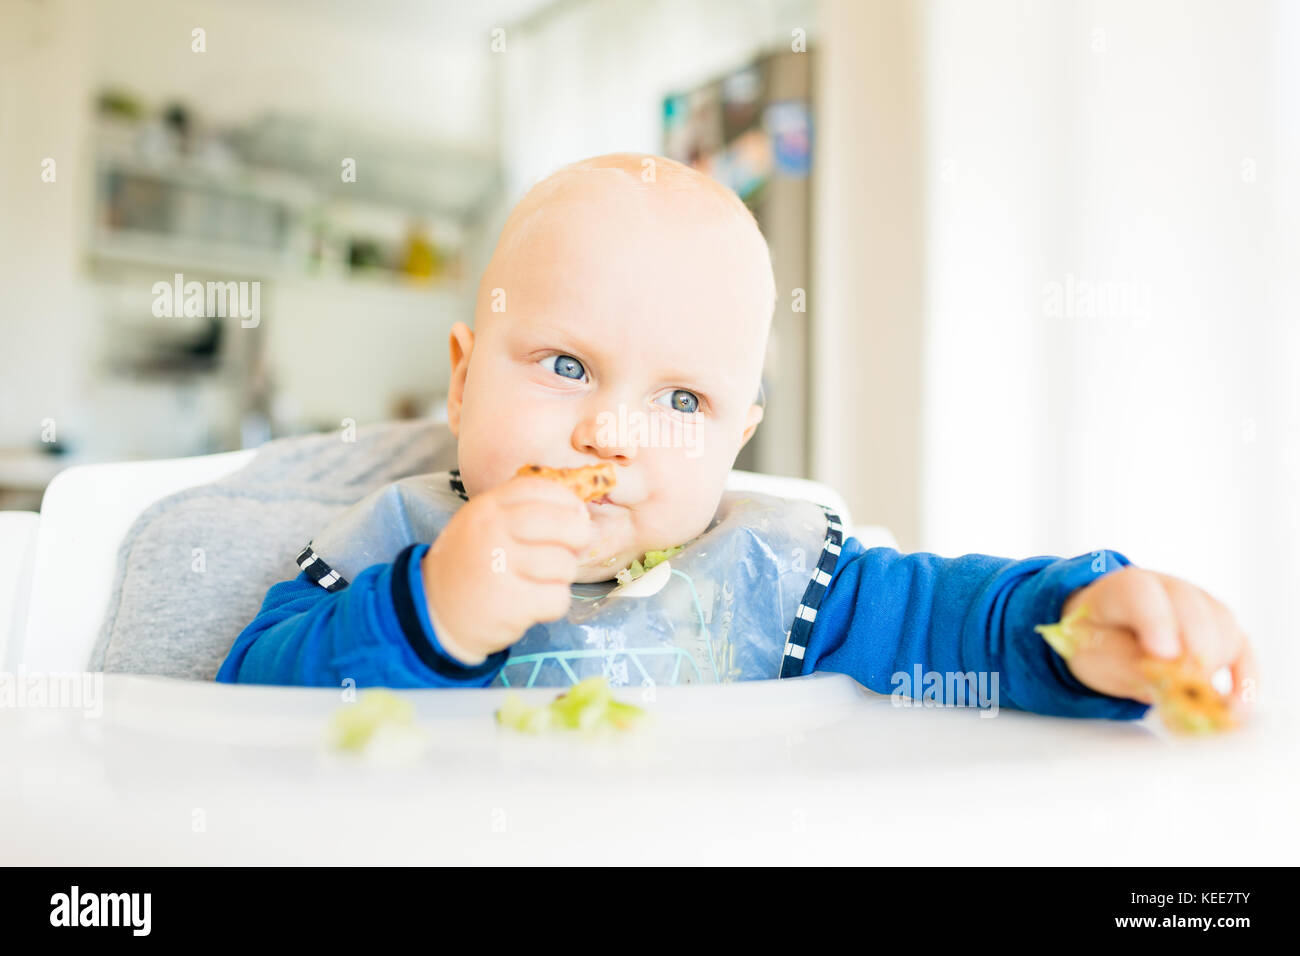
739, 402, 764, 448
445, 322, 475, 436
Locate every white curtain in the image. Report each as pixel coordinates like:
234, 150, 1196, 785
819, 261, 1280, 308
918, 0, 1297, 673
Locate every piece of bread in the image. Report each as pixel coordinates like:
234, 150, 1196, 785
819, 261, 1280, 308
514, 463, 617, 502
1138, 656, 1236, 734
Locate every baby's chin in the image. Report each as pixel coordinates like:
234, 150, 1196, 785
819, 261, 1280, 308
573, 535, 674, 583
574, 550, 638, 584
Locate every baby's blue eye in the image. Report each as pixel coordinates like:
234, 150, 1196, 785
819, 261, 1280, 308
657, 389, 700, 414
541, 354, 586, 381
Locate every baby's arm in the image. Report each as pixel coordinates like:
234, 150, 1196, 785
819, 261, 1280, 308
216, 544, 507, 688
801, 539, 1150, 718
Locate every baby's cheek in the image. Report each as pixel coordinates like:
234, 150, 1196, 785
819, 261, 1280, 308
641, 494, 716, 550
454, 437, 505, 497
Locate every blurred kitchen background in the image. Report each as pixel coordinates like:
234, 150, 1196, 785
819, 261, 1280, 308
1, 1, 1296, 663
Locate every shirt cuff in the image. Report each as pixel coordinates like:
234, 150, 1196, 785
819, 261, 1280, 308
1001, 549, 1152, 719
390, 543, 507, 683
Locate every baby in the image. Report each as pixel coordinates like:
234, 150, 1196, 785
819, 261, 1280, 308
218, 153, 1256, 723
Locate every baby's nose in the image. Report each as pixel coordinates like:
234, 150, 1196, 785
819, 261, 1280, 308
573, 408, 639, 461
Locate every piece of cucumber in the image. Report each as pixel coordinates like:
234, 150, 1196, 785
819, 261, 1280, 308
615, 544, 684, 585
496, 675, 648, 734
331, 688, 417, 751
1033, 604, 1089, 659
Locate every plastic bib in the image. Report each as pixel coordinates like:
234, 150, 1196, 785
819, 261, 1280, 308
299, 471, 842, 687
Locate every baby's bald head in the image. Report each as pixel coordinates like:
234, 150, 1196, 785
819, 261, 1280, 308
475, 153, 776, 378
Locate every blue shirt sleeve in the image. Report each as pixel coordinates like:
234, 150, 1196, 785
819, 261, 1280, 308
802, 538, 1151, 719
215, 543, 508, 688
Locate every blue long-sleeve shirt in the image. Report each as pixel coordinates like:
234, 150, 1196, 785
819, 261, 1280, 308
216, 534, 1150, 721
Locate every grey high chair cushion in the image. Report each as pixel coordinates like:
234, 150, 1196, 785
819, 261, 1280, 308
89, 419, 459, 680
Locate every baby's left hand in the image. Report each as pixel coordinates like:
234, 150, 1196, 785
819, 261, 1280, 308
1058, 566, 1257, 718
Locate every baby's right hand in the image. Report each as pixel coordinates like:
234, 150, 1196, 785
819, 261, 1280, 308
420, 474, 594, 664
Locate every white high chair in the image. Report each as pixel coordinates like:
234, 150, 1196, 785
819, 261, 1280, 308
0, 451, 897, 671
4, 456, 1291, 868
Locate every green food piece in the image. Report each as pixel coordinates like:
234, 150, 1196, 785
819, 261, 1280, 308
549, 676, 614, 730
1034, 604, 1090, 659
495, 676, 647, 734
616, 544, 684, 584
642, 545, 683, 570
604, 699, 648, 731
495, 693, 553, 733
331, 689, 415, 751
1160, 704, 1217, 736
617, 559, 645, 584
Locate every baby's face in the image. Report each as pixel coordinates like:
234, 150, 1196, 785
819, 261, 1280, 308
447, 173, 771, 582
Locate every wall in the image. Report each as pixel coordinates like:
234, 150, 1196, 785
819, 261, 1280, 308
811, 0, 925, 549
0, 0, 97, 450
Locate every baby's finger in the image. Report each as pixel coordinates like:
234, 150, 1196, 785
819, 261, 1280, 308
522, 579, 576, 623
1080, 567, 1181, 658
1160, 577, 1223, 673
500, 475, 593, 513
1066, 624, 1157, 704
509, 542, 582, 585
1228, 638, 1259, 718
1195, 591, 1248, 675
505, 501, 593, 552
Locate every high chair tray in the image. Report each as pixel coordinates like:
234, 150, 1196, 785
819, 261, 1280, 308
0, 671, 1293, 864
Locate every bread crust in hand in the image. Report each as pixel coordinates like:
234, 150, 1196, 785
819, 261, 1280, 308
514, 463, 617, 502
